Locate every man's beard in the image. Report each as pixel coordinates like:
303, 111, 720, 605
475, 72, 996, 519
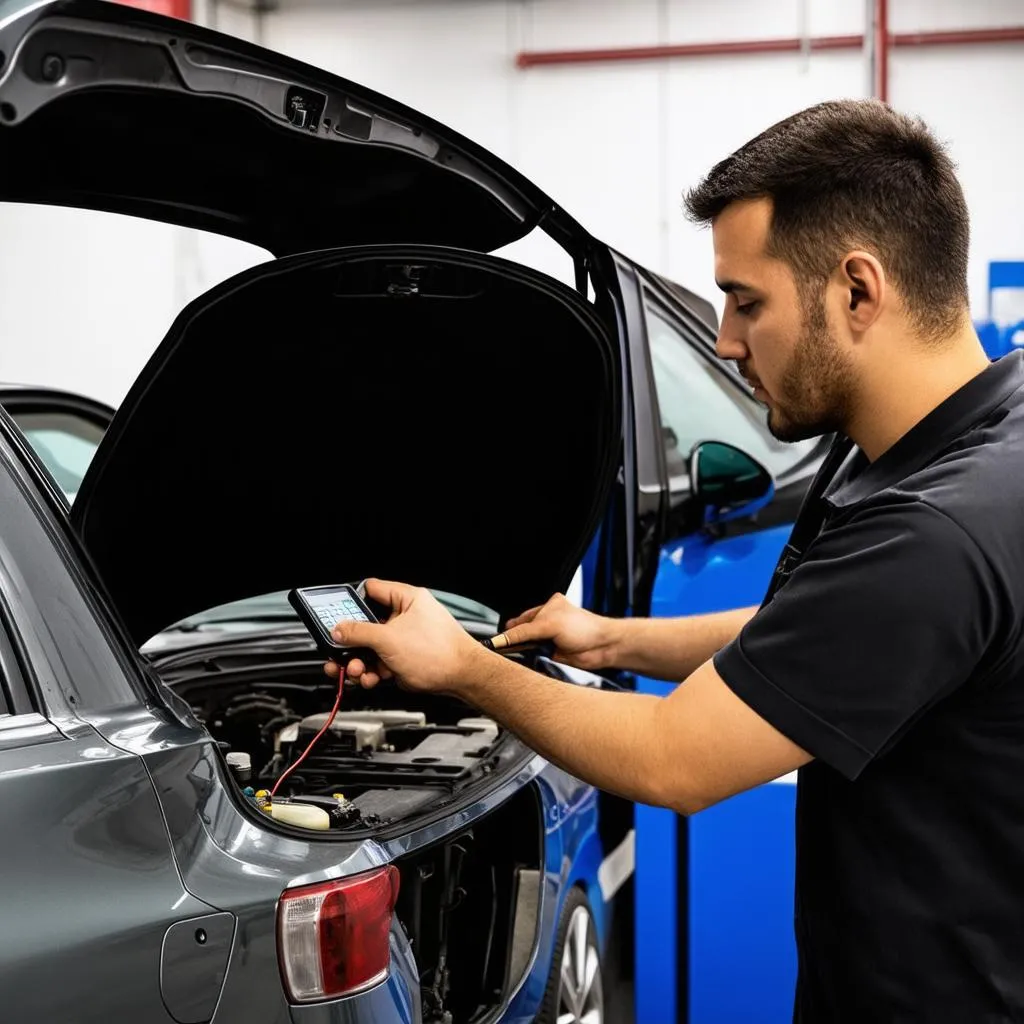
766, 289, 854, 443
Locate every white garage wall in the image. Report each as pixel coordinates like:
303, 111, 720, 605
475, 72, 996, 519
0, 0, 1021, 405
262, 0, 1024, 316
0, 0, 268, 407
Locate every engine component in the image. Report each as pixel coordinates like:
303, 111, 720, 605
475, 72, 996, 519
225, 751, 252, 784
263, 800, 331, 830
332, 710, 427, 727
351, 788, 438, 822
222, 692, 300, 736
457, 717, 498, 740
279, 715, 385, 753
409, 727, 497, 761
291, 792, 362, 826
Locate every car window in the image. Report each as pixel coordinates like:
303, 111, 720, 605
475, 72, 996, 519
645, 305, 817, 485
0, 434, 138, 710
7, 411, 104, 502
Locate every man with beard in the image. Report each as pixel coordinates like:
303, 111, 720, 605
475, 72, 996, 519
328, 100, 1024, 1021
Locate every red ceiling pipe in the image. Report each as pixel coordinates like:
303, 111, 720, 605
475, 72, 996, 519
516, 25, 1024, 69
516, 35, 862, 67
874, 0, 889, 102
893, 26, 1024, 46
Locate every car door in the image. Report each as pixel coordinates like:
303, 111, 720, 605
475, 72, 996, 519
629, 271, 826, 1024
0, 422, 234, 1024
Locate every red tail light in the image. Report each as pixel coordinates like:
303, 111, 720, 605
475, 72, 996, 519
277, 866, 400, 1002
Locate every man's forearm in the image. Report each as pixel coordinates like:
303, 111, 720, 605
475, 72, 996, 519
457, 640, 810, 816
461, 645, 672, 806
606, 605, 757, 681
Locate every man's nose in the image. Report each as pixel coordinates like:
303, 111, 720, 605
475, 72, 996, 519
715, 327, 748, 362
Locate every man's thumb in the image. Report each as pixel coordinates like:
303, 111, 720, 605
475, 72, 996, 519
332, 619, 383, 650
498, 620, 548, 649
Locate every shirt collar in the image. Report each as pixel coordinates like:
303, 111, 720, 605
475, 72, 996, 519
824, 350, 1024, 510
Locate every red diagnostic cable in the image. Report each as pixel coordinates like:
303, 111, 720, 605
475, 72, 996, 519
271, 665, 345, 798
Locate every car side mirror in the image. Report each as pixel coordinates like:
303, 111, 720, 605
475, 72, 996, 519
688, 441, 774, 525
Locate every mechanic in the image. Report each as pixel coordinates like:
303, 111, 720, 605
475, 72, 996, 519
327, 99, 1024, 1022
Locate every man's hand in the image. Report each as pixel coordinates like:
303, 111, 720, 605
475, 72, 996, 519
323, 578, 480, 691
502, 595, 757, 682
500, 593, 623, 670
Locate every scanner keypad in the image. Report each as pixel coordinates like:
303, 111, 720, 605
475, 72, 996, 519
315, 596, 368, 632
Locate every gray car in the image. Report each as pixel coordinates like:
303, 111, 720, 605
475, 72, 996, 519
0, 1, 793, 1022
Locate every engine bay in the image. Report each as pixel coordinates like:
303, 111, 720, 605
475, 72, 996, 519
167, 665, 514, 833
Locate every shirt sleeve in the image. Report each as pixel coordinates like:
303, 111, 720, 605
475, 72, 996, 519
714, 500, 1003, 780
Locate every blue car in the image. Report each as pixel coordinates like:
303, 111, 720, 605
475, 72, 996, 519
0, 3, 827, 1022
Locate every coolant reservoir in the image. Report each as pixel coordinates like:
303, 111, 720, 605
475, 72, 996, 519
267, 801, 331, 830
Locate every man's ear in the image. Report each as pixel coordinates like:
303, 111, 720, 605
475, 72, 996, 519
837, 251, 886, 333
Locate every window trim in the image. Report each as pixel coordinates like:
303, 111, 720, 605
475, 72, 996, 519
0, 596, 34, 716
0, 390, 114, 429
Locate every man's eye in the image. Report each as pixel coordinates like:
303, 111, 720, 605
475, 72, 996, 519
736, 301, 759, 316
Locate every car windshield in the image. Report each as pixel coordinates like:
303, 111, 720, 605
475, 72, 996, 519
162, 588, 500, 635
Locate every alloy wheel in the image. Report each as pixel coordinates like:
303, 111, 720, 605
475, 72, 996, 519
556, 904, 603, 1024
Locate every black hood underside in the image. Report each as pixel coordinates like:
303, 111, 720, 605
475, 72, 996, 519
72, 247, 620, 644
0, 0, 586, 255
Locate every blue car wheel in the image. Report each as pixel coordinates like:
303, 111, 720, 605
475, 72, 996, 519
537, 888, 604, 1024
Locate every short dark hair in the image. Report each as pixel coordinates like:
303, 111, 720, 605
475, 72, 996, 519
684, 99, 970, 340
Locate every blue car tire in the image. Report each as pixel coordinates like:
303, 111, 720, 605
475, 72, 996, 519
536, 887, 604, 1024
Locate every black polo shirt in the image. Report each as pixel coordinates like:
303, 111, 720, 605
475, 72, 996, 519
715, 351, 1024, 1023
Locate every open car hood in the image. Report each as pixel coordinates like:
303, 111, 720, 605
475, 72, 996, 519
0, 1, 622, 642
0, 0, 585, 255
70, 246, 621, 644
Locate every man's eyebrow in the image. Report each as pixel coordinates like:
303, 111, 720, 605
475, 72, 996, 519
715, 279, 756, 295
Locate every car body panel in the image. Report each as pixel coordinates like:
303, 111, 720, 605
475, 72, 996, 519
0, 719, 220, 1023
655, 525, 795, 616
